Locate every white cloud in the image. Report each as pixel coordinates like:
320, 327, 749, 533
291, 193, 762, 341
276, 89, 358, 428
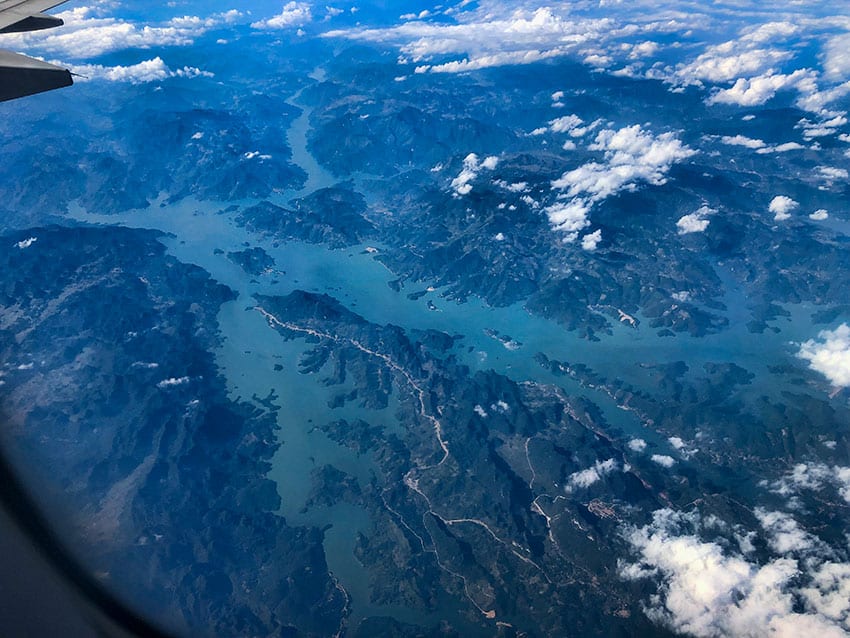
796, 80, 850, 115
799, 324, 850, 388
769, 195, 798, 221
157, 376, 190, 388
810, 209, 829, 220
664, 21, 850, 113
552, 125, 694, 200
15, 237, 37, 249
651, 454, 675, 468
252, 2, 313, 29
629, 40, 659, 59
244, 151, 272, 160
549, 114, 585, 135
678, 44, 794, 85
818, 166, 849, 181
720, 134, 766, 149
325, 6, 344, 20
520, 195, 539, 209
676, 215, 709, 234
823, 32, 850, 81
754, 509, 816, 554
628, 438, 647, 452
547, 124, 693, 239
494, 180, 528, 193
742, 21, 800, 45
131, 362, 159, 370
708, 70, 811, 107
325, 7, 619, 74
796, 114, 848, 141
544, 199, 591, 240
677, 205, 714, 235
581, 229, 602, 251
565, 458, 618, 492
64, 57, 212, 83
755, 141, 805, 154
481, 155, 499, 170
450, 153, 498, 196
763, 462, 850, 505
621, 508, 850, 638
10, 8, 242, 59
668, 436, 698, 459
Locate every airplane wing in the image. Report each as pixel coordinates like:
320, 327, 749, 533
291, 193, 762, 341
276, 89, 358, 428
0, 0, 72, 102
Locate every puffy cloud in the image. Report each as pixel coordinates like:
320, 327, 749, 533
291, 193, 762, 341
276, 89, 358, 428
565, 458, 618, 492
252, 2, 313, 30
769, 195, 798, 221
651, 454, 675, 468
818, 166, 849, 181
449, 153, 498, 196
668, 436, 698, 459
325, 7, 620, 74
763, 462, 850, 505
547, 124, 693, 239
15, 237, 37, 249
810, 209, 829, 220
677, 205, 714, 235
544, 199, 591, 240
581, 229, 602, 251
678, 44, 794, 85
798, 324, 850, 388
665, 21, 850, 113
720, 134, 766, 149
628, 438, 647, 452
741, 21, 800, 45
480, 155, 499, 170
823, 32, 850, 81
10, 8, 242, 59
795, 81, 850, 115
325, 6, 344, 20
628, 40, 659, 59
549, 114, 587, 135
621, 508, 850, 638
755, 141, 805, 154
708, 70, 811, 107
671, 22, 801, 92
494, 180, 528, 193
754, 509, 815, 554
157, 376, 190, 388
797, 114, 849, 140
801, 562, 850, 627
62, 57, 212, 83
676, 215, 709, 234
552, 125, 694, 200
